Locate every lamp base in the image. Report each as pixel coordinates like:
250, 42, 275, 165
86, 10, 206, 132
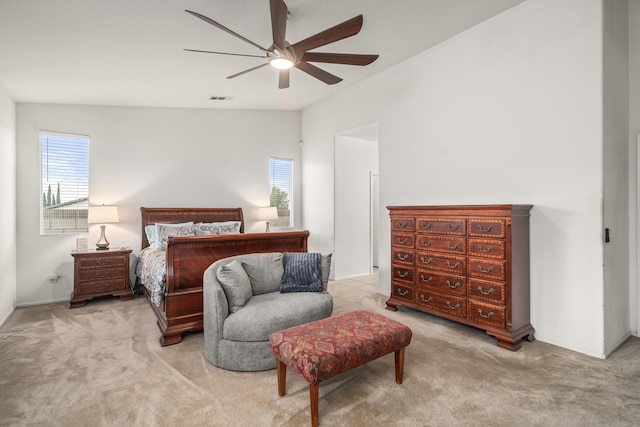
265, 221, 271, 232
95, 224, 110, 250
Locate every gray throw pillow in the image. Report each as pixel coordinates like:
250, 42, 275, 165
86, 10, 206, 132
216, 260, 252, 313
241, 253, 284, 295
321, 253, 332, 291
280, 252, 323, 293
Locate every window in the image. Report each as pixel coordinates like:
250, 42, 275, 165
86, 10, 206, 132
269, 157, 293, 228
40, 132, 90, 235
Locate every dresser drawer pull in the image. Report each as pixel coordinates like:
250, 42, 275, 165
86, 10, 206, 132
96, 259, 111, 266
397, 253, 409, 261
419, 256, 433, 265
446, 301, 461, 310
478, 286, 494, 296
396, 237, 409, 244
446, 280, 461, 289
420, 239, 433, 247
447, 242, 460, 250
397, 288, 409, 297
446, 260, 460, 269
95, 283, 110, 290
477, 245, 494, 253
419, 275, 433, 283
397, 270, 409, 278
396, 221, 410, 228
420, 295, 433, 303
420, 223, 432, 230
477, 265, 494, 274
448, 224, 460, 231
95, 271, 109, 278
478, 309, 495, 319
478, 225, 494, 233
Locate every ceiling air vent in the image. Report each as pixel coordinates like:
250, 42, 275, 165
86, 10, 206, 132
210, 96, 233, 101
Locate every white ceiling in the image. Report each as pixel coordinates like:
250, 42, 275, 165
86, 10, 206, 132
0, 0, 525, 111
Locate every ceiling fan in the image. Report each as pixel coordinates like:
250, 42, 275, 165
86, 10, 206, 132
184, 0, 379, 89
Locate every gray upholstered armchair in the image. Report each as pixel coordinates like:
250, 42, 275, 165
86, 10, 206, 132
203, 252, 332, 371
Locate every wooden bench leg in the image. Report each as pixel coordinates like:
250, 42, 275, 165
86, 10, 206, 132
310, 383, 319, 427
395, 347, 405, 384
277, 360, 287, 397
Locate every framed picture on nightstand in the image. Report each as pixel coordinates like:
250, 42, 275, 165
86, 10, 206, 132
76, 237, 88, 252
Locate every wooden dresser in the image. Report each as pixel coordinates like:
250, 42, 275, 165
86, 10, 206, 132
386, 205, 534, 350
70, 248, 133, 308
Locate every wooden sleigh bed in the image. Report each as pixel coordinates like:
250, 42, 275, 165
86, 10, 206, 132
137, 207, 309, 346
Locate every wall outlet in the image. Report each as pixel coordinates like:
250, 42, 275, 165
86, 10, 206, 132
48, 273, 59, 282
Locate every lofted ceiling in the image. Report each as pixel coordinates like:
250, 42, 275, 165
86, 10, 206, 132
0, 0, 525, 111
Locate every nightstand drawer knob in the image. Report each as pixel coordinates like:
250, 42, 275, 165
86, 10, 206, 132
96, 259, 111, 266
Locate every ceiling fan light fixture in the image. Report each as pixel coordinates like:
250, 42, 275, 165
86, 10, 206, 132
270, 57, 294, 70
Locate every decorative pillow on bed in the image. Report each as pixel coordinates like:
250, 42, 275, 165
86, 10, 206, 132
280, 252, 323, 293
194, 221, 241, 236
154, 222, 195, 250
216, 260, 252, 313
146, 221, 193, 246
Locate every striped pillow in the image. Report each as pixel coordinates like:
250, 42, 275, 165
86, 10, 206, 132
280, 252, 323, 293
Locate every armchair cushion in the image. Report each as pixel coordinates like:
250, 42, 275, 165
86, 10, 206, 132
241, 253, 284, 295
216, 260, 252, 313
280, 252, 322, 293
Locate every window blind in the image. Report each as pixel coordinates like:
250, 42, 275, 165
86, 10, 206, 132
40, 132, 90, 235
269, 157, 293, 228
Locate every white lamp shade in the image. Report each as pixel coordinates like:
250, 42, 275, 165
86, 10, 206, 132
88, 205, 120, 224
257, 206, 278, 221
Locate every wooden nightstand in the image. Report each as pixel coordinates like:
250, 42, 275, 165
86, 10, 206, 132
70, 248, 133, 308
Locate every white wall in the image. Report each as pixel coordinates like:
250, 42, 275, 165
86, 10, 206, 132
0, 84, 16, 325
602, 0, 630, 356
334, 134, 378, 279
16, 104, 301, 306
302, 0, 608, 356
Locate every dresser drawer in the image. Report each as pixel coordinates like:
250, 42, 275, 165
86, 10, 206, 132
77, 279, 126, 295
416, 289, 466, 318
391, 233, 415, 248
416, 235, 465, 255
469, 278, 505, 304
76, 255, 126, 268
392, 248, 414, 265
467, 257, 505, 281
391, 283, 414, 303
468, 218, 506, 238
392, 266, 414, 283
416, 252, 466, 275
391, 218, 415, 232
416, 270, 466, 296
417, 218, 466, 235
77, 266, 126, 283
467, 238, 505, 259
468, 301, 506, 329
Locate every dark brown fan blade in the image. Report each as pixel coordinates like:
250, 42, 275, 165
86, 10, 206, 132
295, 61, 343, 85
292, 15, 363, 56
301, 52, 378, 66
186, 10, 269, 53
184, 49, 267, 59
270, 0, 288, 51
227, 63, 269, 79
279, 69, 290, 89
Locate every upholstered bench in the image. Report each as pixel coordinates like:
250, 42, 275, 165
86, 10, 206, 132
269, 310, 412, 427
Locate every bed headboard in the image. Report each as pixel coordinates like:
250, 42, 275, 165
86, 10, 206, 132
140, 207, 245, 249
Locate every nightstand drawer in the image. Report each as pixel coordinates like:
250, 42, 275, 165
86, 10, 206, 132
77, 279, 126, 295
76, 255, 126, 268
77, 266, 126, 283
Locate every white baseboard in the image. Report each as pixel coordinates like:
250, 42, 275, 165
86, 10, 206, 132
0, 306, 15, 328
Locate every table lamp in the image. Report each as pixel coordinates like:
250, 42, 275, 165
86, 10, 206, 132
258, 206, 278, 232
87, 205, 119, 250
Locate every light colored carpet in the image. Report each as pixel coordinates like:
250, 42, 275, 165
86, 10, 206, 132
1, 275, 639, 427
